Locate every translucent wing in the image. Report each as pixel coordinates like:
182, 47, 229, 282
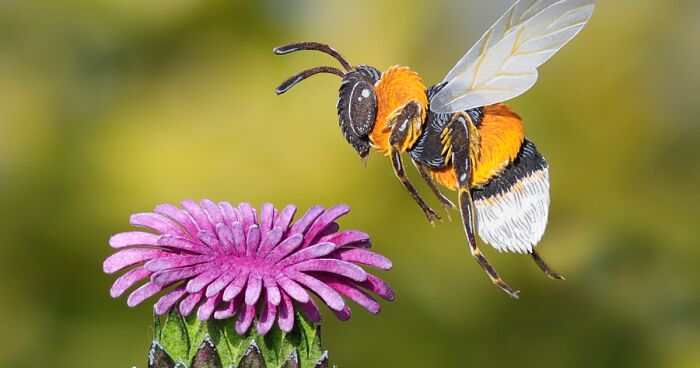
430, 0, 595, 113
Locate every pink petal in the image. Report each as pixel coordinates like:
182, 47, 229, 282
285, 270, 345, 311
154, 204, 199, 239
331, 305, 352, 321
297, 298, 322, 324
215, 224, 234, 254
145, 255, 212, 272
277, 292, 294, 332
302, 205, 350, 247
245, 225, 261, 256
154, 285, 187, 315
151, 263, 210, 286
214, 294, 242, 319
263, 275, 281, 306
330, 248, 393, 270
186, 268, 223, 293
274, 205, 297, 231
197, 294, 221, 321
130, 213, 187, 238
200, 199, 224, 226
219, 202, 239, 228
275, 274, 310, 303
276, 242, 336, 267
320, 230, 370, 247
179, 290, 204, 316
288, 259, 367, 282
230, 222, 246, 255
157, 235, 208, 253
127, 281, 164, 307
289, 205, 324, 235
206, 270, 238, 298
244, 273, 263, 305
181, 200, 214, 233
259, 203, 275, 239
223, 269, 249, 301
256, 227, 284, 257
109, 231, 160, 249
266, 234, 303, 263
321, 277, 381, 314
256, 298, 277, 336
103, 248, 167, 274
235, 303, 256, 334
110, 267, 152, 297
198, 230, 222, 251
238, 203, 256, 230
315, 223, 340, 241
358, 274, 395, 301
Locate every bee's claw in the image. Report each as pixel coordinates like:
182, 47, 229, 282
443, 209, 453, 222
424, 208, 441, 226
439, 198, 456, 221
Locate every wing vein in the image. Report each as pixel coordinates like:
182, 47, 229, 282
468, 28, 494, 89
524, 21, 589, 45
431, 0, 595, 113
548, 5, 594, 29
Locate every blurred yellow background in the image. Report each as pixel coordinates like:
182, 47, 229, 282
1, 0, 699, 367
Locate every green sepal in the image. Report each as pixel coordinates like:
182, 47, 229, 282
149, 309, 328, 368
291, 312, 323, 368
159, 309, 191, 362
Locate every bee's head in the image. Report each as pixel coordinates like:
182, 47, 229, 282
274, 42, 380, 163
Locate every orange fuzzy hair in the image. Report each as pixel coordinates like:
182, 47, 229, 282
369, 66, 428, 155
430, 104, 525, 190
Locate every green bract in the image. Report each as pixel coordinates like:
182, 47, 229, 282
150, 309, 329, 368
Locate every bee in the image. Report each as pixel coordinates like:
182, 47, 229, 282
274, 0, 595, 298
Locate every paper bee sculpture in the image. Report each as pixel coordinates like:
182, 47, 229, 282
275, 0, 595, 298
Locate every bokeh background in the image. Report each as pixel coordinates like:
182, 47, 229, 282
1, 0, 699, 367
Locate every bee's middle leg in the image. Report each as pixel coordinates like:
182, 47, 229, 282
412, 160, 456, 220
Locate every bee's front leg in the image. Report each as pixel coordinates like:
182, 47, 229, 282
450, 112, 519, 298
388, 101, 440, 225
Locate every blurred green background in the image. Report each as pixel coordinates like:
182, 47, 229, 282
1, 0, 699, 367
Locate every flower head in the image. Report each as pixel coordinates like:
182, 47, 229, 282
104, 200, 394, 335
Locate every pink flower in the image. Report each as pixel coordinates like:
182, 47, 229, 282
103, 200, 394, 335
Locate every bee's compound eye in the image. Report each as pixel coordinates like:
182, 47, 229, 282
348, 80, 377, 137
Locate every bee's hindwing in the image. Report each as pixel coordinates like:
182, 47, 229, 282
471, 140, 550, 254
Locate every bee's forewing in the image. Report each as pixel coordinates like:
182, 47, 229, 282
430, 0, 595, 113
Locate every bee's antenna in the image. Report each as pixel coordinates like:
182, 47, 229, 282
273, 42, 352, 71
275, 66, 345, 95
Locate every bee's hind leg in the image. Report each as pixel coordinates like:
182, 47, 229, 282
450, 112, 519, 299
530, 250, 566, 281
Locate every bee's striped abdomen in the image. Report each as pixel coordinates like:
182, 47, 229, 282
471, 140, 550, 254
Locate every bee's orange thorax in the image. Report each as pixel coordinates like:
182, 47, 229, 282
430, 104, 525, 190
370, 66, 428, 155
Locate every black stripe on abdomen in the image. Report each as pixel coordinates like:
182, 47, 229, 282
471, 139, 548, 201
